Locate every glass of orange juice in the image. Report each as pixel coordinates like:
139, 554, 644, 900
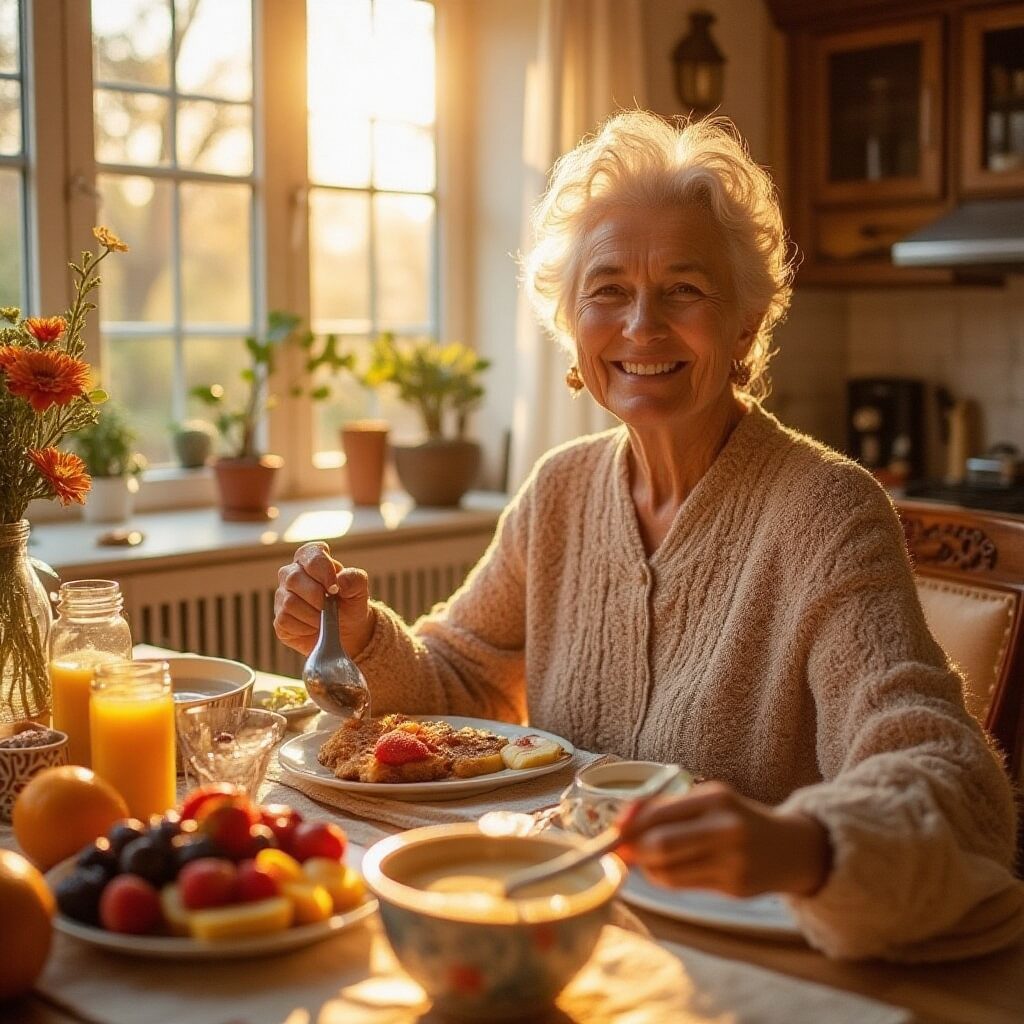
90, 660, 176, 819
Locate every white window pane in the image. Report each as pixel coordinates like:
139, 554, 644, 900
175, 0, 252, 101
102, 335, 175, 464
372, 0, 435, 125
184, 335, 249, 420
310, 189, 370, 325
0, 78, 19, 155
0, 169, 23, 307
374, 193, 433, 329
180, 182, 251, 325
310, 114, 370, 188
0, 0, 19, 75
92, 0, 171, 89
95, 88, 171, 166
312, 336, 374, 456
97, 175, 174, 323
373, 121, 434, 192
307, 0, 372, 119
178, 99, 252, 175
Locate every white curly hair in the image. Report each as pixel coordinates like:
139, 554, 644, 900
522, 110, 796, 397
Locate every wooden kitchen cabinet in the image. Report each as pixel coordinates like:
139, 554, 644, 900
959, 3, 1024, 194
769, 0, 1023, 287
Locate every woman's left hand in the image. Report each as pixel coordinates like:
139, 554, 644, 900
619, 781, 832, 898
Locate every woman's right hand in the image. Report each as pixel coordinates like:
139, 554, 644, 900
273, 541, 375, 659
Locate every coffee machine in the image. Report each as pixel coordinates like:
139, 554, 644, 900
846, 378, 926, 483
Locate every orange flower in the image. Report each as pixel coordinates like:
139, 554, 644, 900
1, 348, 91, 412
24, 316, 67, 343
92, 226, 129, 253
26, 448, 91, 505
0, 344, 18, 371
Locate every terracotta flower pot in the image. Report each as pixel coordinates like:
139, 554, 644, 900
392, 439, 481, 507
212, 455, 283, 521
341, 421, 390, 507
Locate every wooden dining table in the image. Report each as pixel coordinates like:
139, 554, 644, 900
3, 655, 1022, 1024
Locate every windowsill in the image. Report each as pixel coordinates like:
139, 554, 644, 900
28, 490, 508, 575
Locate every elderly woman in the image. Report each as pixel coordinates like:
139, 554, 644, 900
274, 111, 1022, 961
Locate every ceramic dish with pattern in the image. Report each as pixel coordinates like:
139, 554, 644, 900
278, 716, 575, 802
45, 844, 377, 960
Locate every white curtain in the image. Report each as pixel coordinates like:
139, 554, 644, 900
508, 0, 647, 490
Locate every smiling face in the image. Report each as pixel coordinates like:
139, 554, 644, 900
572, 202, 756, 434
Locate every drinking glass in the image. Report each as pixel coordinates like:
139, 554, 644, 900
176, 706, 286, 799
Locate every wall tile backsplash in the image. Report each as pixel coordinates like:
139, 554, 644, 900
768, 278, 1024, 478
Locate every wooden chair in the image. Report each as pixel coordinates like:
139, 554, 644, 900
895, 499, 1024, 791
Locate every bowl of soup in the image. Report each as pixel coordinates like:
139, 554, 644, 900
361, 823, 626, 1021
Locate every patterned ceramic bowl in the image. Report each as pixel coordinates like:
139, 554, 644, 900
0, 727, 69, 822
559, 761, 694, 838
362, 823, 626, 1021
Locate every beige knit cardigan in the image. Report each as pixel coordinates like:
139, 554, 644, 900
354, 402, 1023, 961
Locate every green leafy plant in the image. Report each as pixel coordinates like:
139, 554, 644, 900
363, 333, 490, 440
189, 311, 302, 460
71, 403, 146, 478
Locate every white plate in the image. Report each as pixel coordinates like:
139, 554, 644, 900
252, 687, 318, 723
278, 716, 575, 802
621, 871, 802, 941
46, 845, 377, 960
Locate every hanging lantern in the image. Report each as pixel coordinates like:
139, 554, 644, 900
672, 10, 726, 116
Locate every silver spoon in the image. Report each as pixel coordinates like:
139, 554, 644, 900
501, 763, 683, 897
301, 593, 372, 720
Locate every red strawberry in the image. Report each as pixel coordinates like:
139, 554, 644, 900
374, 731, 432, 766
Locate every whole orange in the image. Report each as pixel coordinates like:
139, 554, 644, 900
13, 766, 129, 871
0, 849, 54, 999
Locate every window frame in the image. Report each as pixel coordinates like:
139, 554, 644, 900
25, 0, 469, 513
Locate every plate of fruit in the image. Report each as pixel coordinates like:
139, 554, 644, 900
46, 785, 376, 959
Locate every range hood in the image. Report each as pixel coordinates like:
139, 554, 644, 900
891, 199, 1024, 268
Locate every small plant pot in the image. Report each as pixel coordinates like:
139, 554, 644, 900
341, 420, 390, 506
173, 427, 214, 469
212, 455, 283, 521
392, 439, 480, 507
83, 477, 137, 524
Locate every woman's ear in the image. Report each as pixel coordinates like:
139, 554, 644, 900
735, 312, 765, 360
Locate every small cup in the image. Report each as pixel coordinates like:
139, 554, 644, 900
0, 727, 69, 822
176, 706, 286, 799
559, 760, 693, 837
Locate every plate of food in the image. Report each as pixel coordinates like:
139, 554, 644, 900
252, 683, 318, 723
45, 791, 377, 959
278, 713, 575, 801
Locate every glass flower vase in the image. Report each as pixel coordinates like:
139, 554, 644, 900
0, 520, 53, 724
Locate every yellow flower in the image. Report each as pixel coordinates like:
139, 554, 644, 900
92, 226, 129, 253
0, 306, 20, 323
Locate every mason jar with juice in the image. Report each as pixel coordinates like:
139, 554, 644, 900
90, 660, 175, 819
49, 580, 132, 766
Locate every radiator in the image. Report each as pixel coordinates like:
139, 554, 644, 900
117, 532, 490, 677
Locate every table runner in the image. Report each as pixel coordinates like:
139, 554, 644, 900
33, 922, 912, 1024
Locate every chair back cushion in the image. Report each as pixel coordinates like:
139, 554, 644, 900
915, 577, 1016, 726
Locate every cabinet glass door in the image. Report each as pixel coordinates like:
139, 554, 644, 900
814, 20, 943, 204
961, 4, 1024, 193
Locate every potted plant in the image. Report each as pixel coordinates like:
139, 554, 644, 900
366, 333, 490, 507
190, 311, 301, 520
70, 403, 146, 523
170, 419, 216, 469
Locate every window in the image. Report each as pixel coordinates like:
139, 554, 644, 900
305, 0, 438, 466
0, 0, 26, 309
91, 0, 256, 464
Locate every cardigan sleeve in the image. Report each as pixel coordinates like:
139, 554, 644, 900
351, 481, 531, 725
778, 476, 1024, 962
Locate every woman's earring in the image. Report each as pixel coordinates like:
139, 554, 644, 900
565, 365, 585, 394
730, 359, 751, 388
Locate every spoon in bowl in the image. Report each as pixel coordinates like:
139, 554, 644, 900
500, 762, 684, 898
301, 593, 372, 720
